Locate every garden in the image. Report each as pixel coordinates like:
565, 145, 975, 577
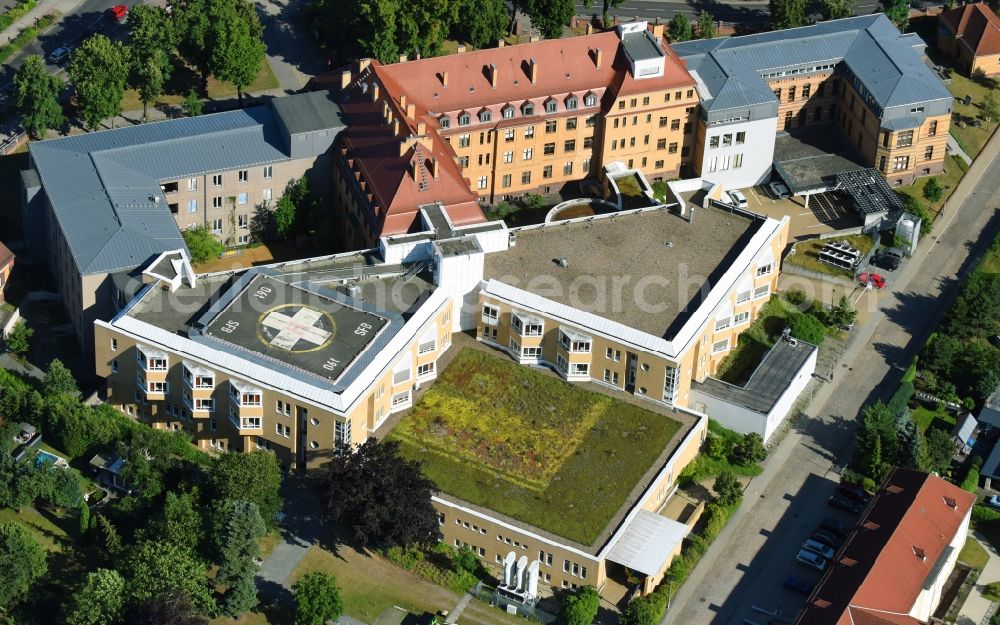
388, 348, 684, 545
784, 233, 876, 278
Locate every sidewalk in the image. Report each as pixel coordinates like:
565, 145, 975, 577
0, 0, 80, 45
949, 133, 974, 167
958, 533, 1000, 625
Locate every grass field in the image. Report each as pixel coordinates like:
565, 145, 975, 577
784, 234, 876, 277
947, 72, 996, 159
389, 348, 683, 545
894, 155, 968, 219
911, 405, 957, 434
120, 58, 280, 112
980, 232, 1000, 274
959, 537, 990, 570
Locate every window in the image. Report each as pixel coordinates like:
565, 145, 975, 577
603, 369, 620, 385
715, 316, 731, 332
503, 151, 513, 164
787, 86, 796, 102
584, 94, 596, 107
544, 143, 556, 155
523, 103, 535, 116
563, 162, 573, 175
211, 196, 222, 209
542, 165, 553, 179
583, 136, 593, 149
753, 284, 770, 299
275, 400, 292, 416
655, 159, 664, 168
263, 165, 272, 179
194, 398, 214, 412
736, 289, 752, 304
734, 311, 750, 325
187, 177, 198, 191
522, 171, 531, 184
238, 192, 248, 205
879, 156, 887, 172
928, 120, 938, 136
511, 314, 543, 336
712, 339, 730, 354
391, 391, 410, 408
523, 148, 533, 160
893, 155, 910, 171
708, 157, 718, 173
459, 134, 471, 148
417, 362, 435, 377
556, 354, 569, 373
522, 346, 542, 358
336, 420, 351, 449
502, 174, 512, 188
756, 263, 772, 277
562, 139, 576, 153
211, 218, 223, 233
722, 134, 733, 147
238, 170, 248, 183
262, 188, 271, 202
439, 116, 451, 129
545, 120, 557, 133
709, 136, 719, 149
559, 332, 591, 353
187, 199, 198, 213
458, 113, 471, 126
504, 129, 515, 142
896, 130, 914, 148
566, 117, 577, 130
924, 146, 934, 160
802, 84, 811, 99
212, 174, 222, 187
478, 110, 491, 122
736, 131, 745, 144
478, 176, 488, 189
630, 98, 637, 107
545, 100, 557, 113
111, 338, 118, 352
524, 126, 534, 139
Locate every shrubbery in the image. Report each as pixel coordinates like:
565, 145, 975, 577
0, 0, 37, 31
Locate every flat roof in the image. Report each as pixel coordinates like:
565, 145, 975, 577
692, 338, 817, 413
773, 130, 868, 194
622, 31, 663, 62
483, 207, 762, 339
606, 510, 689, 577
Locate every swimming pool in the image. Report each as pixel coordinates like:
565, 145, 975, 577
35, 450, 62, 466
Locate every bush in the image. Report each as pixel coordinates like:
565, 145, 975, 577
788, 312, 826, 345
621, 593, 666, 625
962, 467, 981, 493
704, 433, 729, 460
887, 382, 914, 418
922, 177, 943, 204
0, 14, 56, 63
732, 433, 767, 465
182, 226, 224, 264
0, 0, 38, 31
784, 289, 807, 306
973, 505, 1000, 523
6, 321, 32, 355
713, 471, 743, 506
560, 586, 600, 625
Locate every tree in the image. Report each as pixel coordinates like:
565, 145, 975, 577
583, 0, 625, 27
44, 358, 78, 396
66, 568, 126, 625
324, 438, 440, 549
13, 55, 65, 139
826, 295, 857, 329
769, 0, 808, 29
697, 10, 716, 39
135, 56, 166, 121
456, 0, 506, 48
209, 451, 282, 527
184, 89, 204, 117
397, 0, 460, 59
560, 586, 600, 625
173, 0, 213, 83
128, 5, 176, 120
152, 490, 205, 553
524, 0, 573, 39
6, 321, 33, 355
925, 427, 955, 475
293, 572, 344, 625
129, 593, 210, 625
183, 226, 224, 264
788, 312, 826, 345
923, 177, 943, 204
668, 13, 693, 43
79, 501, 91, 537
95, 513, 122, 557
866, 432, 883, 478
68, 34, 130, 130
273, 177, 312, 240
896, 414, 925, 470
620, 594, 661, 625
732, 433, 767, 465
884, 0, 909, 31
122, 541, 215, 615
821, 0, 854, 20
982, 90, 1000, 128
214, 500, 266, 617
713, 471, 743, 506
208, 0, 265, 107
0, 522, 47, 611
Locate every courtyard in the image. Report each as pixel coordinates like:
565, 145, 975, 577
389, 348, 686, 545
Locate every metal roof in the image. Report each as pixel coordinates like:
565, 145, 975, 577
606, 510, 689, 577
271, 89, 346, 136
953, 413, 977, 443
673, 15, 951, 112
28, 106, 297, 275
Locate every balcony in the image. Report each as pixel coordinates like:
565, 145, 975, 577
229, 380, 263, 408
160, 181, 178, 194
511, 312, 544, 337
228, 407, 262, 434
182, 361, 215, 392
136, 345, 168, 373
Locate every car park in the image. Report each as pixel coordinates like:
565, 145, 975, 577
820, 517, 850, 537
48, 46, 71, 63
783, 575, 814, 595
802, 539, 836, 560
796, 549, 827, 571
828, 494, 861, 513
768, 180, 790, 199
858, 272, 886, 289
727, 189, 749, 209
810, 530, 841, 548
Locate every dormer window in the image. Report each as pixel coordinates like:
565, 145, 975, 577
565, 95, 578, 110
544, 99, 557, 113
458, 112, 471, 126
439, 115, 451, 129
584, 93, 597, 107
912, 546, 926, 560
522, 102, 535, 116
478, 109, 492, 123
502, 105, 515, 119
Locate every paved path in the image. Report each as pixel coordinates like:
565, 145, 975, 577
958, 533, 1000, 625
950, 132, 974, 166
256, 0, 325, 93
663, 108, 1000, 625
445, 594, 473, 625
256, 478, 325, 601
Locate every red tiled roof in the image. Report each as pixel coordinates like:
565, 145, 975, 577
792, 469, 975, 625
0, 241, 14, 269
940, 3, 1000, 56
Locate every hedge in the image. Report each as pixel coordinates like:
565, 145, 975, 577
973, 505, 1000, 523
0, 0, 38, 32
887, 381, 914, 418
0, 12, 56, 63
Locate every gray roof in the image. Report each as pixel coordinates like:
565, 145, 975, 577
980, 385, 1000, 428
29, 107, 291, 275
606, 510, 689, 577
674, 15, 951, 113
953, 413, 977, 443
271, 89, 346, 136
622, 30, 663, 62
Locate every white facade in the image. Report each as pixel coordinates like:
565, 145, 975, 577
909, 506, 971, 621
700, 116, 778, 189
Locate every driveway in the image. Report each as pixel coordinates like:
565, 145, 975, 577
663, 122, 1000, 624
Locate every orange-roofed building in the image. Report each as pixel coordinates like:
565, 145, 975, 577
792, 468, 975, 625
939, 2, 1000, 77
329, 21, 699, 250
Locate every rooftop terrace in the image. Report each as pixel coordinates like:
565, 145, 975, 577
388, 346, 695, 549
483, 206, 763, 339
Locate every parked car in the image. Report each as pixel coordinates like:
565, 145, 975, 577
796, 549, 827, 571
48, 46, 71, 63
871, 253, 900, 272
810, 529, 841, 548
820, 517, 850, 537
987, 495, 1000, 510
783, 575, 814, 594
802, 539, 836, 560
836, 483, 870, 503
858, 272, 886, 289
727, 189, 749, 209
769, 180, 790, 199
828, 494, 861, 513
107, 4, 128, 20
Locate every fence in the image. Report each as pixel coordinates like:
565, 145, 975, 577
0, 130, 25, 155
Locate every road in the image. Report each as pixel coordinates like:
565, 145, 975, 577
572, 0, 932, 23
662, 138, 1000, 624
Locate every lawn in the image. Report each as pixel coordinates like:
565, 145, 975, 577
119, 58, 280, 113
0, 506, 69, 553
611, 173, 652, 210
947, 71, 996, 159
388, 348, 683, 545
716, 298, 795, 385
193, 241, 300, 273
894, 154, 968, 219
784, 234, 876, 278
979, 231, 1000, 274
911, 404, 957, 434
959, 537, 990, 570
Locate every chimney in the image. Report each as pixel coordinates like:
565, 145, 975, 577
371, 82, 379, 102
529, 35, 539, 43
440, 71, 449, 87
392, 119, 399, 136
417, 121, 426, 135
653, 23, 665, 42
431, 158, 440, 179
399, 53, 408, 63
586, 23, 593, 35
498, 39, 505, 48
529, 57, 538, 85
457, 44, 467, 53
400, 94, 407, 109
406, 103, 416, 119
595, 48, 603, 69
489, 63, 498, 88
340, 69, 352, 89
